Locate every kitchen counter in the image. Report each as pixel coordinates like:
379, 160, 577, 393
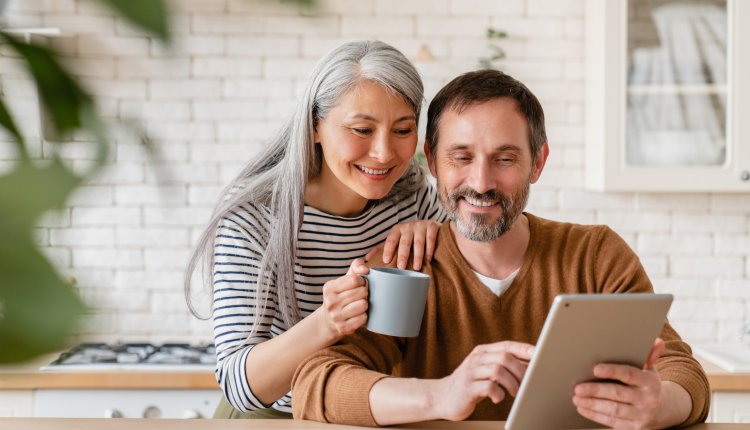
0, 356, 217, 390
0, 356, 748, 391
698, 359, 750, 392
0, 419, 745, 429
0, 355, 750, 391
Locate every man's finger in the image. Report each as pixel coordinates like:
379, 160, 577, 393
593, 363, 642, 387
575, 404, 633, 430
483, 341, 536, 361
644, 338, 665, 370
574, 381, 637, 405
472, 364, 522, 397
479, 353, 529, 385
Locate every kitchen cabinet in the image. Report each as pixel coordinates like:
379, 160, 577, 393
698, 358, 750, 423
0, 356, 220, 418
711, 392, 750, 423
34, 389, 219, 419
0, 391, 33, 417
585, 0, 750, 191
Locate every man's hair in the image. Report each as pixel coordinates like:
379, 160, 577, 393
426, 69, 547, 161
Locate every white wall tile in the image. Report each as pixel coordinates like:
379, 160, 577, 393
6, 0, 744, 346
50, 227, 115, 246
226, 36, 300, 56
192, 15, 264, 34
449, 0, 524, 16
149, 80, 222, 100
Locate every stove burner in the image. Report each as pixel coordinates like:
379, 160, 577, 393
45, 343, 216, 369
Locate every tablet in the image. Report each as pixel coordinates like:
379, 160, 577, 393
505, 293, 673, 430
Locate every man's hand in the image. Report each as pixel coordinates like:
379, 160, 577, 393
572, 338, 666, 429
432, 341, 535, 421
365, 220, 440, 271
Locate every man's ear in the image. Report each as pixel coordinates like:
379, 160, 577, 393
423, 141, 437, 177
529, 142, 549, 184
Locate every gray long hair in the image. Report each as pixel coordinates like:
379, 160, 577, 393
185, 40, 426, 334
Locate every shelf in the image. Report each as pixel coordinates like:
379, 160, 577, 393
627, 84, 727, 95
2, 28, 61, 36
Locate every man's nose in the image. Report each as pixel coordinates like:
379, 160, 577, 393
368, 131, 395, 163
466, 161, 495, 194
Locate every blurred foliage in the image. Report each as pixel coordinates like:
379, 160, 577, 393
0, 0, 172, 364
0, 0, 315, 365
478, 27, 508, 70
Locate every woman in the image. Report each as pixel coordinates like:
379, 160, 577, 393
185, 40, 445, 418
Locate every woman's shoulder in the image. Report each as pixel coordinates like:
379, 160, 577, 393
219, 202, 274, 239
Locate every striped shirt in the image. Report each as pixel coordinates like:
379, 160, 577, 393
213, 180, 446, 413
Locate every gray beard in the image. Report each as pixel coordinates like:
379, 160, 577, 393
442, 183, 530, 242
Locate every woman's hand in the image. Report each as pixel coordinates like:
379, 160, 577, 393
365, 220, 441, 271
319, 258, 370, 341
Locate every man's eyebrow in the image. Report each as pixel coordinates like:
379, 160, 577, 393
445, 144, 471, 151
496, 144, 522, 152
444, 144, 522, 152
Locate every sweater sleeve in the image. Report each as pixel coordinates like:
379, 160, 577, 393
292, 328, 403, 426
592, 226, 710, 425
212, 205, 279, 412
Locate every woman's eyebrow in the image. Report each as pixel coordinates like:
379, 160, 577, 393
347, 114, 416, 122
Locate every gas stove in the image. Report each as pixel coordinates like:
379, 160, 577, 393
41, 342, 216, 371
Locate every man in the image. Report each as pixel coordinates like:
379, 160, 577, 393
291, 70, 709, 429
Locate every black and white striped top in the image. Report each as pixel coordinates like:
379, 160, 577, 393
213, 181, 446, 413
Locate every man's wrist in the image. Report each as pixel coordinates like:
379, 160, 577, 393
651, 380, 692, 429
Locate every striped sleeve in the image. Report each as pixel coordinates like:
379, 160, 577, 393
212, 204, 278, 412
416, 179, 447, 222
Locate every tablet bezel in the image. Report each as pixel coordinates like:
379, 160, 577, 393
505, 293, 673, 430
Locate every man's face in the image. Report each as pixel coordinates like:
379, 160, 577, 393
426, 97, 548, 242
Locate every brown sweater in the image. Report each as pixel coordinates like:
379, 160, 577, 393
291, 214, 710, 426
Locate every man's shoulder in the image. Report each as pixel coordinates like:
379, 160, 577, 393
527, 213, 620, 247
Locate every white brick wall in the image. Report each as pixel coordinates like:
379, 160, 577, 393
3, 0, 748, 346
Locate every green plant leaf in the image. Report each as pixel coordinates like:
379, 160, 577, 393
0, 96, 25, 153
0, 31, 92, 139
0, 241, 87, 363
98, 0, 171, 43
0, 158, 86, 363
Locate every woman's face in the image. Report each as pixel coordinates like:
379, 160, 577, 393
314, 80, 418, 206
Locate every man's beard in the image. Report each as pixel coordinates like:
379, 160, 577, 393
439, 181, 530, 242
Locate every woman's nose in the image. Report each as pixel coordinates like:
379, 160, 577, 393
368, 131, 395, 163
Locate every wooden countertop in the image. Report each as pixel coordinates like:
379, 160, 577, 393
0, 356, 747, 392
0, 356, 217, 390
698, 359, 750, 392
0, 419, 744, 430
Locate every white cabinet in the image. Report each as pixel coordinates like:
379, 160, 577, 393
0, 391, 33, 417
710, 392, 750, 423
585, 0, 750, 191
34, 389, 221, 419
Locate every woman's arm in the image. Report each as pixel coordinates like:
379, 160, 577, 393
214, 211, 370, 410
245, 259, 370, 405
